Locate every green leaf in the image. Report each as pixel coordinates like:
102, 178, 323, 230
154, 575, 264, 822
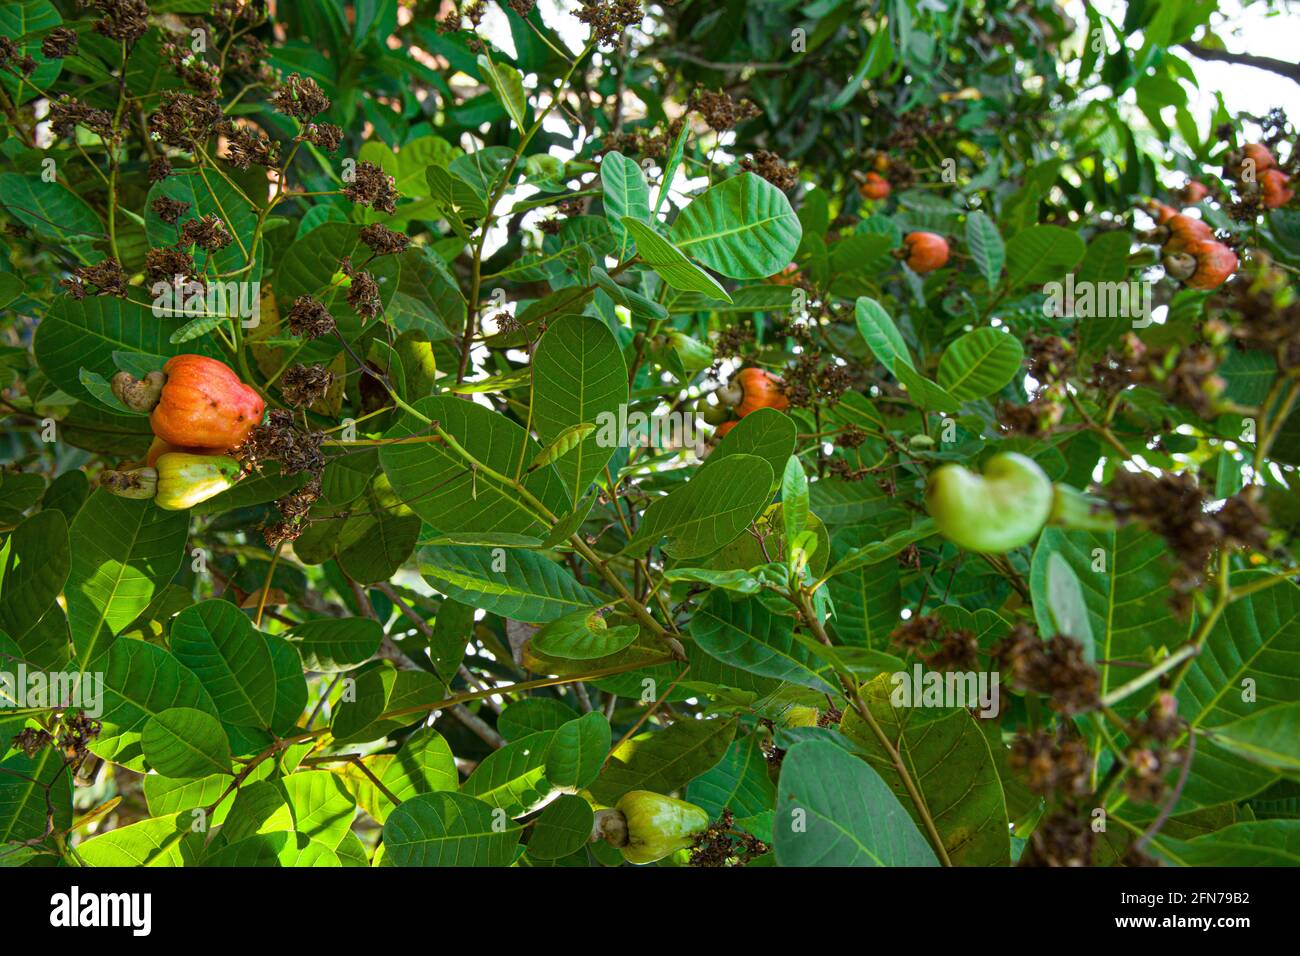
601, 152, 650, 260
1150, 821, 1300, 867
142, 707, 233, 778
284, 617, 383, 672
545, 712, 611, 792
463, 730, 555, 813
841, 676, 1010, 866
526, 794, 593, 860
530, 423, 597, 470
854, 296, 912, 370
331, 662, 445, 744
964, 211, 1004, 287
1030, 526, 1190, 717
620, 218, 731, 300
77, 812, 195, 867
690, 592, 836, 692
781, 456, 809, 546
669, 173, 802, 279
702, 407, 797, 493
1179, 577, 1300, 807
66, 491, 190, 671
588, 717, 737, 805
0, 509, 69, 649
1004, 224, 1086, 288
825, 519, 935, 580
0, 743, 71, 844
418, 544, 597, 623
937, 327, 1024, 402
33, 294, 221, 406
498, 698, 580, 741
384, 792, 520, 867
530, 609, 639, 660
476, 53, 528, 130
774, 739, 940, 867
280, 770, 357, 849
686, 733, 776, 819
628, 453, 774, 559
1043, 551, 1095, 661
169, 600, 277, 729
91, 639, 219, 771
0, 172, 101, 252
532, 315, 627, 505
380, 395, 569, 539
1210, 703, 1300, 775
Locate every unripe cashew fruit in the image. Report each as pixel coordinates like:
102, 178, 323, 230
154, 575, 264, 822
859, 172, 891, 200
614, 791, 710, 864
154, 453, 243, 510
100, 453, 243, 510
902, 232, 950, 273
694, 397, 731, 426
924, 452, 1053, 553
716, 367, 789, 417
782, 705, 820, 727
113, 355, 265, 450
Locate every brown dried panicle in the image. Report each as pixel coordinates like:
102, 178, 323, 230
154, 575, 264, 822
1010, 729, 1093, 796
301, 122, 343, 152
48, 96, 115, 140
992, 624, 1099, 715
235, 408, 325, 478
148, 156, 174, 183
692, 87, 761, 132
61, 257, 128, 299
12, 727, 54, 758
162, 41, 222, 96
508, 0, 536, 15
713, 323, 755, 359
1019, 808, 1095, 867
275, 474, 323, 522
342, 257, 382, 320
150, 195, 190, 225
1101, 470, 1250, 610
145, 247, 196, 285
343, 160, 399, 214
688, 809, 770, 867
178, 214, 233, 252
359, 223, 411, 257
280, 363, 333, 408
222, 122, 280, 170
85, 0, 150, 44
41, 27, 79, 59
574, 0, 642, 48
997, 397, 1064, 436
272, 73, 331, 120
57, 712, 102, 770
149, 90, 225, 148
923, 628, 980, 672
782, 351, 852, 409
285, 295, 336, 339
740, 150, 799, 191
890, 614, 945, 653
1025, 333, 1075, 383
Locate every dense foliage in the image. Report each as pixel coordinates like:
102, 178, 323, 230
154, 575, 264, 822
0, 0, 1298, 869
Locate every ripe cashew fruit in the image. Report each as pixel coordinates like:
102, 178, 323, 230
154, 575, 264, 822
924, 452, 1053, 553
859, 171, 891, 200
113, 355, 265, 450
716, 367, 789, 417
902, 231, 950, 273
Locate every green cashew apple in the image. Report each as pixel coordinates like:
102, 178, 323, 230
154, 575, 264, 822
616, 791, 710, 865
924, 452, 1053, 553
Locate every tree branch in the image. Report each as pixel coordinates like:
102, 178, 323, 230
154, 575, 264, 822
1180, 42, 1300, 85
